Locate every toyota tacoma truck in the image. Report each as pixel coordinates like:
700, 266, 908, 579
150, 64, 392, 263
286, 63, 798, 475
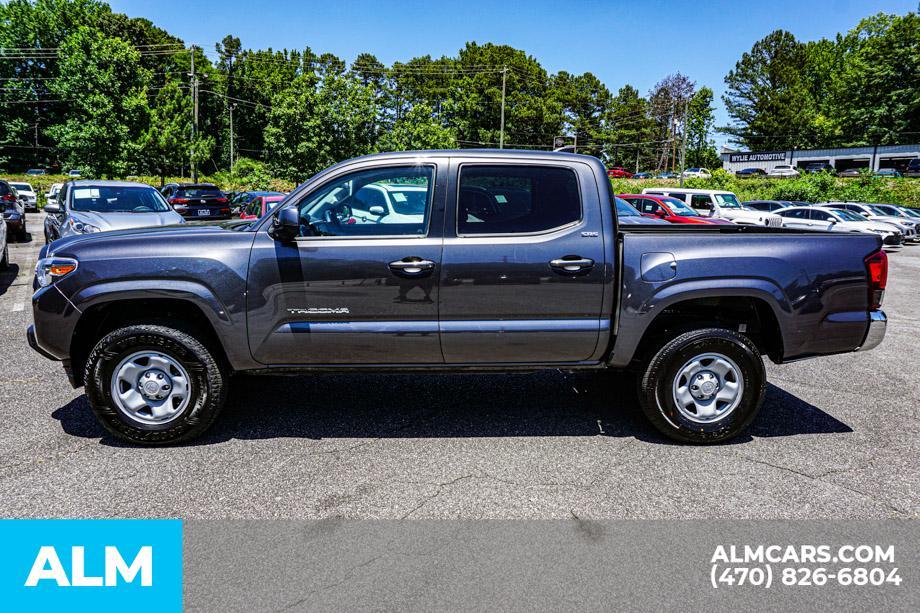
28, 150, 889, 445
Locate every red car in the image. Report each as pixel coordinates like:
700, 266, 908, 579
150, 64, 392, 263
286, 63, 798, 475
618, 194, 735, 225
607, 167, 633, 179
240, 195, 286, 220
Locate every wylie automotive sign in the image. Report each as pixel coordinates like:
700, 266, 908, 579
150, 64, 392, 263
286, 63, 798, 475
729, 151, 786, 163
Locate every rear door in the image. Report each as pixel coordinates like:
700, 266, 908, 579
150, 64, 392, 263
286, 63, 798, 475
246, 160, 446, 364
438, 158, 608, 363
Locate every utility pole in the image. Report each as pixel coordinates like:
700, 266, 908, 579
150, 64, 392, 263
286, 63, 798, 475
229, 103, 236, 175
189, 45, 199, 182
679, 97, 689, 187
499, 65, 507, 149
573, 133, 577, 154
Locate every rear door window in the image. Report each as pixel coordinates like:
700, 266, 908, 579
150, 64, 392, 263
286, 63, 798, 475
690, 194, 712, 209
457, 165, 580, 235
177, 186, 224, 198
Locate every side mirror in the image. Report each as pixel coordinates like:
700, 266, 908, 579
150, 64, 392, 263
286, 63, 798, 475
43, 203, 61, 214
655, 209, 667, 218
368, 205, 386, 216
270, 207, 300, 242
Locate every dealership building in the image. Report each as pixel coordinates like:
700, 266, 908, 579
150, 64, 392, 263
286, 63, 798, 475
720, 143, 920, 173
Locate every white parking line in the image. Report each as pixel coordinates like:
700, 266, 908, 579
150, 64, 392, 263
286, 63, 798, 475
9, 245, 37, 312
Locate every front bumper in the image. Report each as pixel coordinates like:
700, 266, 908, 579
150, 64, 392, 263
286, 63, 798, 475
27, 324, 59, 361
856, 311, 887, 352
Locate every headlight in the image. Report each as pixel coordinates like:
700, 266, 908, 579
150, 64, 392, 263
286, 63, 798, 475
69, 219, 101, 234
35, 257, 78, 288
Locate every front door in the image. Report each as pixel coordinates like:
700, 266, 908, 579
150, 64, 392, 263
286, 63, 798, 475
246, 162, 445, 364
438, 159, 608, 363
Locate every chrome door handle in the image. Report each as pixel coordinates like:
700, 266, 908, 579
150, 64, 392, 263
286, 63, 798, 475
549, 257, 595, 273
388, 257, 436, 276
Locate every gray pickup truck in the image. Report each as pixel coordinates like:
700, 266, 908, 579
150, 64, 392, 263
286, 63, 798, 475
28, 150, 889, 445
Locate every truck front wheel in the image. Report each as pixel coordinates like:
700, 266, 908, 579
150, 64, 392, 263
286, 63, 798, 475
84, 324, 227, 445
637, 328, 766, 443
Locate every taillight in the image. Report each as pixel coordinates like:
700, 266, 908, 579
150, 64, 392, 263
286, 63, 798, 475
170, 197, 188, 204
220, 208, 230, 214
215, 197, 228, 204
2, 193, 15, 202
864, 250, 888, 310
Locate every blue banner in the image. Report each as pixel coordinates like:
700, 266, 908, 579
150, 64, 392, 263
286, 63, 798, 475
0, 519, 182, 612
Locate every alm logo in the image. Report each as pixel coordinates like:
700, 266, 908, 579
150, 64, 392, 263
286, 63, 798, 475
25, 545, 153, 587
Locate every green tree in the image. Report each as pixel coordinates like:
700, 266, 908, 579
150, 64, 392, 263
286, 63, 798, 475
685, 87, 720, 168
47, 26, 150, 176
264, 73, 375, 182
377, 103, 456, 151
722, 30, 816, 150
139, 81, 190, 183
830, 12, 920, 145
603, 85, 657, 170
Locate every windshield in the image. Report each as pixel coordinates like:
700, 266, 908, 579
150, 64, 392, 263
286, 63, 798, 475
662, 197, 699, 216
10, 183, 32, 191
900, 207, 920, 218
614, 197, 640, 217
177, 186, 223, 198
832, 209, 865, 222
71, 186, 171, 213
386, 187, 428, 215
866, 205, 891, 216
714, 193, 742, 209
873, 205, 900, 216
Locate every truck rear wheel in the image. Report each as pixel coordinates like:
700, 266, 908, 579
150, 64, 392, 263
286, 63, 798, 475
84, 324, 227, 445
637, 328, 766, 443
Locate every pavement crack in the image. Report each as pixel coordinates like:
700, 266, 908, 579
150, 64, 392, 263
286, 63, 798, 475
734, 452, 909, 516
400, 474, 474, 519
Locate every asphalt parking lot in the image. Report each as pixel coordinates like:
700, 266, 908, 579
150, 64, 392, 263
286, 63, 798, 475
0, 213, 917, 519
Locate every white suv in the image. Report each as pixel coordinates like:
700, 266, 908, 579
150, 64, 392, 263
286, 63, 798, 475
641, 188, 783, 227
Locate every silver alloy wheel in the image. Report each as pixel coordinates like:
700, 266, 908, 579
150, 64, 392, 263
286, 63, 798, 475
110, 351, 191, 426
671, 352, 744, 424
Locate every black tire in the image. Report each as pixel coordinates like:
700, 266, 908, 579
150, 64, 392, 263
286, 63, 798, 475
84, 324, 227, 445
637, 328, 766, 444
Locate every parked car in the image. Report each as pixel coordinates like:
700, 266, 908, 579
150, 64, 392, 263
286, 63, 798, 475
0, 214, 7, 270
838, 168, 865, 178
619, 194, 734, 225
606, 167, 633, 178
767, 165, 800, 178
735, 168, 766, 178
0, 179, 27, 241
28, 150, 889, 446
817, 202, 918, 242
347, 183, 430, 225
43, 180, 185, 242
655, 171, 678, 179
632, 172, 652, 179
773, 206, 903, 245
613, 197, 669, 225
229, 190, 283, 216
906, 158, 920, 178
871, 203, 920, 223
67, 169, 82, 178
161, 183, 231, 219
804, 162, 835, 174
239, 195, 286, 220
743, 200, 798, 212
45, 183, 63, 207
9, 181, 38, 212
642, 188, 783, 227
873, 168, 902, 178
25, 168, 46, 176
681, 167, 712, 179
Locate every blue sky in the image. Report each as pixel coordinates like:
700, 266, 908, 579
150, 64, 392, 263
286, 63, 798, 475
110, 0, 916, 149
